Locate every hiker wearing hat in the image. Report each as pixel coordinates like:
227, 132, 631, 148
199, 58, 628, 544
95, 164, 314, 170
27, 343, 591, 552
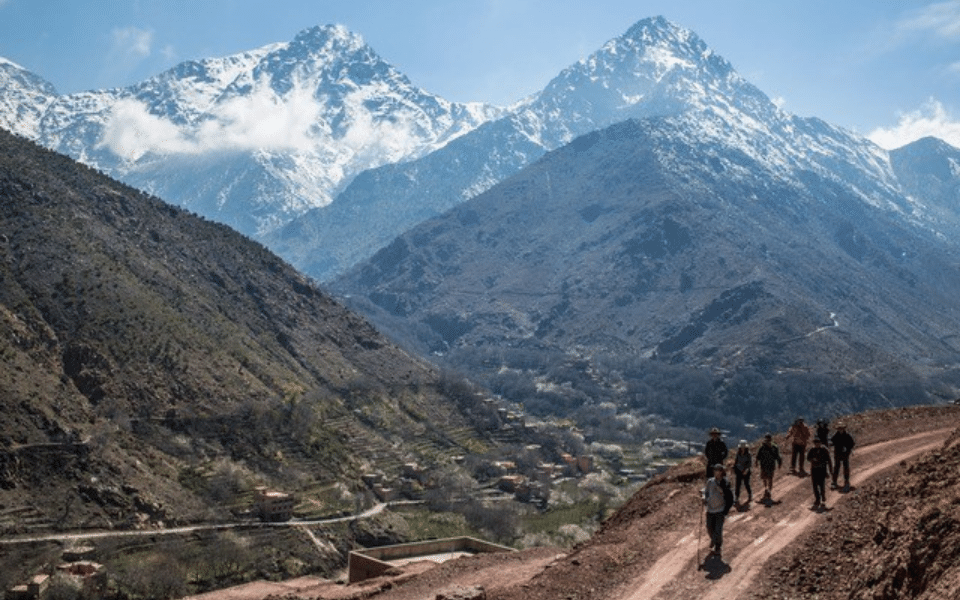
701, 463, 734, 559
785, 417, 811, 476
806, 437, 833, 510
755, 433, 782, 501
830, 422, 855, 491
703, 427, 729, 479
733, 439, 753, 505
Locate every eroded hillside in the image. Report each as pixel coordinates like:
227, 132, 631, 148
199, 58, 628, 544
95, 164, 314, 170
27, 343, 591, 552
269, 405, 959, 600
0, 128, 493, 539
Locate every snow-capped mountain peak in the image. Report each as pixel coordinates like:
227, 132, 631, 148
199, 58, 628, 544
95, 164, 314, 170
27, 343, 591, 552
0, 59, 59, 138
1, 23, 503, 237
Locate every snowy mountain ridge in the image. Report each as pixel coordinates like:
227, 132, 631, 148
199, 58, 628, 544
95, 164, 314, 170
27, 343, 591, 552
0, 24, 504, 237
1, 16, 952, 278
268, 16, 929, 281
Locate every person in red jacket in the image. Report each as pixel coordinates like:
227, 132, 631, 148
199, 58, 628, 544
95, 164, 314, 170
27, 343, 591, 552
785, 417, 811, 475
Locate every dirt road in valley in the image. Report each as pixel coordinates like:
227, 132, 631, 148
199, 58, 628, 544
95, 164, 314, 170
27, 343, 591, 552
139, 407, 958, 600
614, 427, 953, 600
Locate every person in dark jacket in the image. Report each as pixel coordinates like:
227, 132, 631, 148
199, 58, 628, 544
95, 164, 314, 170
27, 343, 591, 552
755, 433, 782, 501
815, 418, 830, 445
703, 427, 729, 479
830, 422, 855, 491
702, 463, 735, 559
806, 437, 833, 510
733, 439, 753, 505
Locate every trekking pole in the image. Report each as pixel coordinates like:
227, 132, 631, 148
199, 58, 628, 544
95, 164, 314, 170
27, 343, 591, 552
696, 493, 704, 570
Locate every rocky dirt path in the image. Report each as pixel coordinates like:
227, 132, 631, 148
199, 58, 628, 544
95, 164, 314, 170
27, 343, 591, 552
614, 427, 953, 600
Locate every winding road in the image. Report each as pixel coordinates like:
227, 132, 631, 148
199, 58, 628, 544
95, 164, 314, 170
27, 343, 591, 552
0, 502, 389, 546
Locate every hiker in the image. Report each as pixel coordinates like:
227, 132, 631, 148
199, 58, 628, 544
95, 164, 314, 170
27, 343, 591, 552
701, 463, 734, 559
815, 418, 830, 445
755, 433, 782, 501
830, 422, 855, 491
733, 439, 752, 505
703, 427, 729, 479
806, 437, 833, 510
785, 417, 811, 475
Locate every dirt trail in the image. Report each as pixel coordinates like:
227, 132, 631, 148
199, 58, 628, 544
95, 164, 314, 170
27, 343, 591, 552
615, 427, 953, 600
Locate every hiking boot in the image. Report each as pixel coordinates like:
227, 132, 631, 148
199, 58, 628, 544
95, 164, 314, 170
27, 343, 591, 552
811, 501, 820, 509
830, 482, 838, 490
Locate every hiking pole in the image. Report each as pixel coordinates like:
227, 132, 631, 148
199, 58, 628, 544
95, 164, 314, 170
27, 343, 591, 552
696, 492, 704, 570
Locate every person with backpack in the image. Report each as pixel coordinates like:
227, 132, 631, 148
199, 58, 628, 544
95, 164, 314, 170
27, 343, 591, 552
755, 433, 782, 502
815, 418, 830, 445
703, 427, 729, 479
702, 463, 735, 559
785, 417, 811, 475
830, 422, 855, 491
733, 439, 753, 506
806, 437, 834, 510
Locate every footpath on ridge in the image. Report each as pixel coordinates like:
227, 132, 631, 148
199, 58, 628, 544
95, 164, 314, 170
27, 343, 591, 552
613, 427, 951, 600
178, 406, 960, 600
489, 405, 960, 600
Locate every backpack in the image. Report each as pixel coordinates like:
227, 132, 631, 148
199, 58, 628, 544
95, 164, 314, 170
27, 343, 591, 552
721, 478, 734, 515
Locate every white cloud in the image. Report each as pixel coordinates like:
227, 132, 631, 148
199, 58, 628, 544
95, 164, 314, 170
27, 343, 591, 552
160, 44, 177, 62
99, 26, 155, 85
98, 83, 322, 160
193, 85, 321, 153
111, 26, 153, 59
868, 99, 960, 149
98, 98, 194, 160
897, 1, 960, 40
339, 91, 422, 166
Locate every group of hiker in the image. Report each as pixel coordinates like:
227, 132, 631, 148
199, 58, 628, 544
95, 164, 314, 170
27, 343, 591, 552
699, 418, 856, 560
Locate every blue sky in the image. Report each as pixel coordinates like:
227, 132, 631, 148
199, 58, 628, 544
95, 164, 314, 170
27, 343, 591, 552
1, 0, 958, 148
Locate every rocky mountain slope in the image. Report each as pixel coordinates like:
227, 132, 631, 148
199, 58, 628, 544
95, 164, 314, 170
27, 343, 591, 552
890, 136, 960, 237
0, 26, 501, 238
0, 127, 493, 532
270, 16, 948, 285
332, 113, 960, 435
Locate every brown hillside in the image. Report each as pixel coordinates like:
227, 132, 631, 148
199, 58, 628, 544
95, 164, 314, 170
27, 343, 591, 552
274, 406, 959, 600
0, 128, 491, 538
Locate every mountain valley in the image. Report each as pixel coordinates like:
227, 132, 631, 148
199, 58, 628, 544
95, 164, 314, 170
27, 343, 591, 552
2, 12, 960, 599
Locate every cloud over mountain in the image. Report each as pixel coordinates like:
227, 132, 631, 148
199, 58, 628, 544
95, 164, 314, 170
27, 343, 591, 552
98, 83, 323, 159
868, 99, 960, 149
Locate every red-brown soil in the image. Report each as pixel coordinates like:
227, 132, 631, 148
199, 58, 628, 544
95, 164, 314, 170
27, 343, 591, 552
189, 405, 960, 600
